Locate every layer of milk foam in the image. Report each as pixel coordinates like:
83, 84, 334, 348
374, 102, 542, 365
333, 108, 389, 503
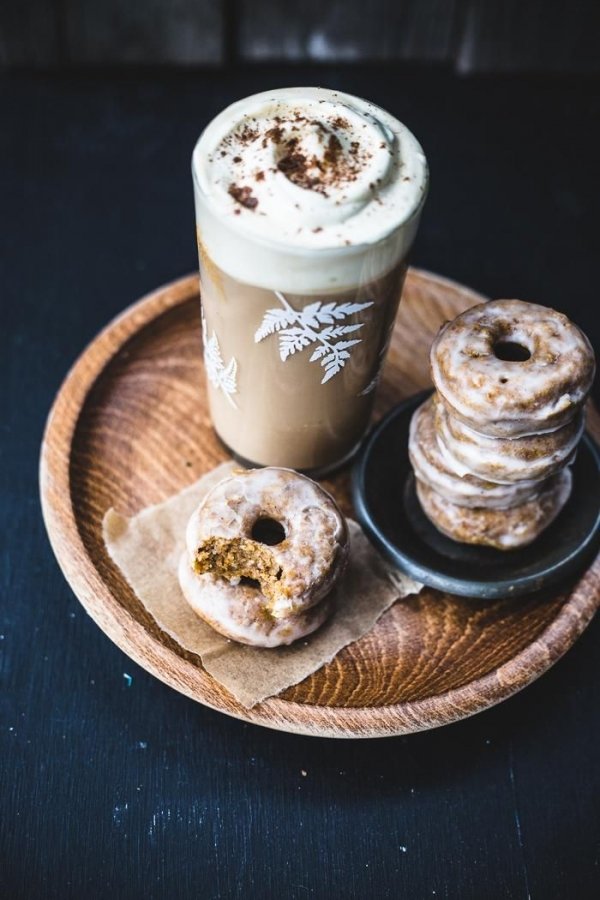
192, 87, 428, 293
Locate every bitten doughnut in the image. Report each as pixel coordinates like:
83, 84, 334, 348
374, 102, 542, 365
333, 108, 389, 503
408, 397, 543, 509
181, 467, 348, 644
178, 556, 333, 648
431, 299, 595, 437
434, 395, 584, 484
415, 467, 572, 550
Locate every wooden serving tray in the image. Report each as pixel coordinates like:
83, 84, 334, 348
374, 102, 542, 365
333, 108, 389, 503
40, 270, 600, 738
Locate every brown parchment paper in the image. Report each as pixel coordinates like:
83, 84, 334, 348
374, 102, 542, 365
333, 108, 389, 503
103, 461, 422, 708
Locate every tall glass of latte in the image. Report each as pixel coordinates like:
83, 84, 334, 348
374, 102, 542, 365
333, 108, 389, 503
192, 87, 428, 474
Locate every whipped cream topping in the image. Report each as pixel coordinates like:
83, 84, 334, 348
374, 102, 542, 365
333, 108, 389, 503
192, 88, 428, 291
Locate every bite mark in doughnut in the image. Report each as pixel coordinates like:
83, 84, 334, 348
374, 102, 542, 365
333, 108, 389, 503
192, 536, 285, 605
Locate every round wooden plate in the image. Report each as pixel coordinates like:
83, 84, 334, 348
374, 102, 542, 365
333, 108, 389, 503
40, 270, 600, 738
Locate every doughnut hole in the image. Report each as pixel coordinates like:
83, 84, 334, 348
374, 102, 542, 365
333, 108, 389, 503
251, 517, 286, 546
493, 340, 531, 362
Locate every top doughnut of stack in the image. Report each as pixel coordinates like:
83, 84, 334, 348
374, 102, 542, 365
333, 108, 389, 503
409, 299, 595, 549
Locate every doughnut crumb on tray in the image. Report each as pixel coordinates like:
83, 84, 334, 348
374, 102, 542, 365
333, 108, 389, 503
180, 467, 349, 647
410, 298, 595, 550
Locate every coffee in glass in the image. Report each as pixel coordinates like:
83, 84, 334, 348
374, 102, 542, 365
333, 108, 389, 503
192, 87, 428, 473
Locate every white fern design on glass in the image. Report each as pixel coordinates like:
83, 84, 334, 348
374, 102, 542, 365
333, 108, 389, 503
254, 291, 374, 385
202, 312, 238, 408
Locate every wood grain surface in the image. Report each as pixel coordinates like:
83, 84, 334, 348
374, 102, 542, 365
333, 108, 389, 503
39, 269, 600, 738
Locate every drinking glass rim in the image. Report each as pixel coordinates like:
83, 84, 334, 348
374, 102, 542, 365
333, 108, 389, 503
191, 86, 429, 258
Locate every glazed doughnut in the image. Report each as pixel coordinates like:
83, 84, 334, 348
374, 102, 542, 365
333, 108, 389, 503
434, 395, 583, 484
184, 467, 348, 625
408, 397, 543, 509
415, 467, 572, 550
430, 299, 595, 437
178, 556, 333, 648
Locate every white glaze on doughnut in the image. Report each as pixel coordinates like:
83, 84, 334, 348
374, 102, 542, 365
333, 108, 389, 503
435, 396, 583, 483
178, 554, 332, 647
408, 397, 544, 509
430, 300, 595, 437
185, 467, 348, 618
416, 467, 572, 549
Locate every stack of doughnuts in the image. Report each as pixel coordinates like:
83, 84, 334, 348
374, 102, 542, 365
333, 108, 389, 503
409, 299, 595, 549
179, 467, 349, 647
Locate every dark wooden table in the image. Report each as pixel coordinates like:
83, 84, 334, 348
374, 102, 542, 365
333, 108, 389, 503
2, 65, 599, 899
